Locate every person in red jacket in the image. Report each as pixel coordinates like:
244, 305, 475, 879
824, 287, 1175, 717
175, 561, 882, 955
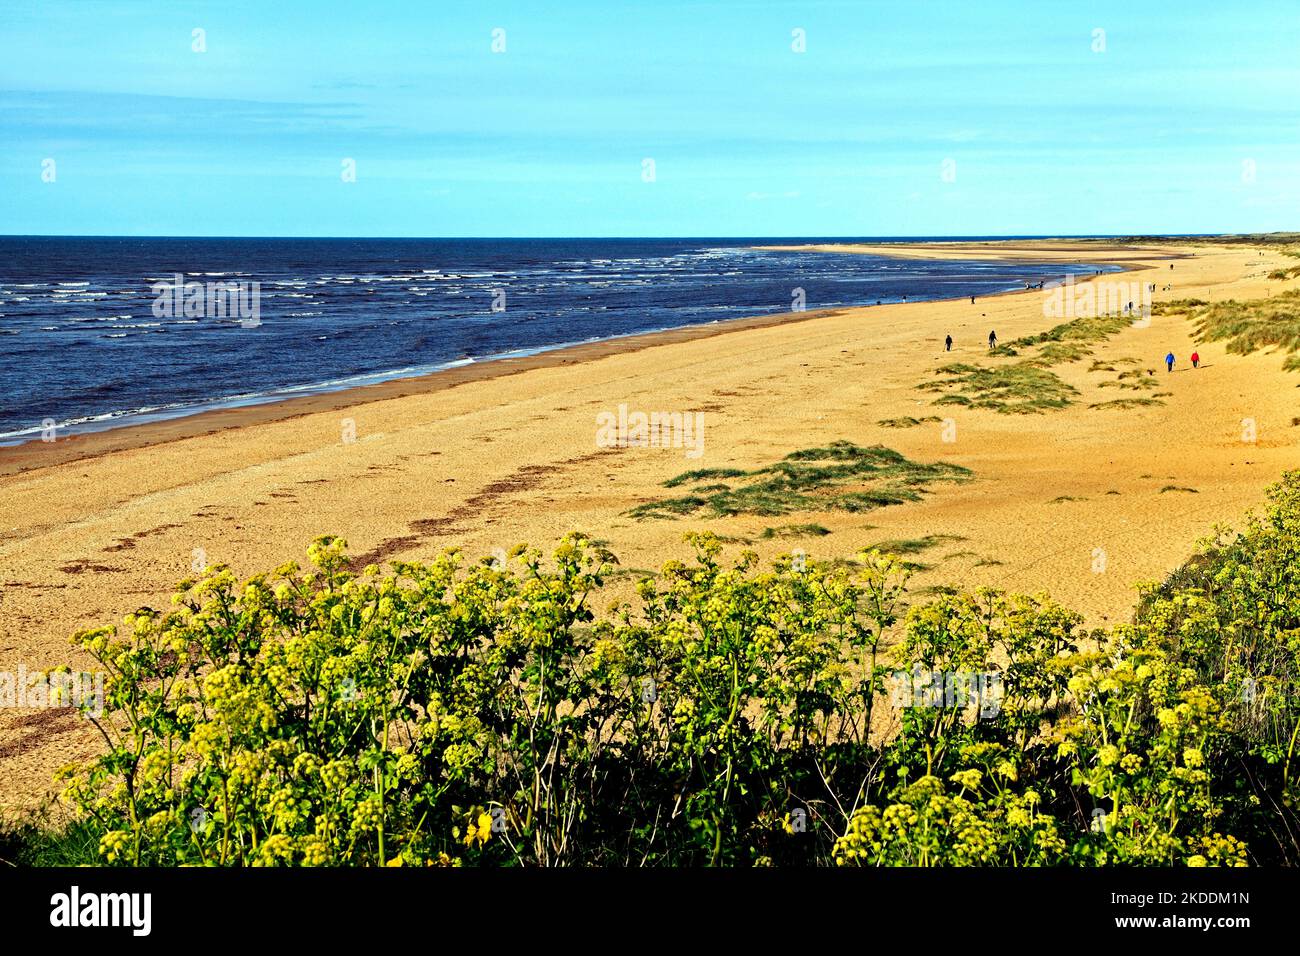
1191, 350, 1200, 368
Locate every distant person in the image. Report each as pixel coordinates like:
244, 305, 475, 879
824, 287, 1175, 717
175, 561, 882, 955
1165, 351, 1175, 372
945, 334, 953, 351
988, 330, 998, 350
970, 295, 975, 304
1191, 350, 1200, 368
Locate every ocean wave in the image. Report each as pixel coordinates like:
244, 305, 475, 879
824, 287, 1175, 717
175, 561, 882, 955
0, 239, 1121, 442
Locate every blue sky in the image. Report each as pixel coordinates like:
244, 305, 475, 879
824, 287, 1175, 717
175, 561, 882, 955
2, 0, 1298, 237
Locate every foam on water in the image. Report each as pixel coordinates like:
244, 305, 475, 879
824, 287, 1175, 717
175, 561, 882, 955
0, 236, 1120, 443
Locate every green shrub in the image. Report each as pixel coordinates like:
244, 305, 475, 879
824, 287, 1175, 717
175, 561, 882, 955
31, 472, 1300, 867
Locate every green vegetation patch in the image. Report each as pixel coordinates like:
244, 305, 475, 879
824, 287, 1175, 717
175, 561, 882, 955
664, 467, 746, 488
1089, 398, 1164, 410
629, 441, 972, 519
1150, 298, 1208, 315
1179, 290, 1300, 370
1012, 312, 1135, 366
877, 415, 944, 429
921, 362, 1077, 414
1154, 289, 1300, 369
869, 533, 967, 556
760, 523, 832, 539
1096, 376, 1160, 391
916, 309, 1141, 416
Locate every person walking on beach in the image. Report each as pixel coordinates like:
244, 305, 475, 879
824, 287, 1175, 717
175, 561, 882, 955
1191, 350, 1200, 368
945, 334, 953, 351
1165, 351, 1175, 372
970, 295, 975, 304
988, 330, 998, 350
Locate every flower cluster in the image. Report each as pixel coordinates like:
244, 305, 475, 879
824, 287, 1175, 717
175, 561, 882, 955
52, 471, 1300, 866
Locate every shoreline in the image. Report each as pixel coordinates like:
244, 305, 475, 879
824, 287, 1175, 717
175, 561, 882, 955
0, 303, 859, 478
0, 241, 1147, 478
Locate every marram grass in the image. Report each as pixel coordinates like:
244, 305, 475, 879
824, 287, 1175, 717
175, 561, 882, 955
917, 307, 1145, 416
920, 363, 1077, 414
628, 441, 972, 519
1162, 289, 1300, 370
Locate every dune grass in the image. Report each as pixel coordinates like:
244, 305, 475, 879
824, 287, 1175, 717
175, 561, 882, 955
663, 467, 747, 488
1097, 374, 1160, 391
913, 583, 960, 597
877, 415, 944, 428
1029, 341, 1093, 364
869, 533, 967, 555
1172, 290, 1300, 370
1266, 245, 1300, 280
1012, 312, 1136, 365
921, 362, 1077, 414
1155, 289, 1300, 368
918, 306, 1146, 416
1089, 398, 1165, 410
1150, 298, 1208, 316
1086, 359, 1163, 407
760, 523, 832, 539
0, 819, 101, 867
628, 441, 972, 519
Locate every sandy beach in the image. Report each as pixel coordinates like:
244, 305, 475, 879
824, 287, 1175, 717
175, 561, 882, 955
2, 238, 1297, 815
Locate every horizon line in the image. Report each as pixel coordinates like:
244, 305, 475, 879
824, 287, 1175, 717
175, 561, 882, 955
0, 231, 1267, 242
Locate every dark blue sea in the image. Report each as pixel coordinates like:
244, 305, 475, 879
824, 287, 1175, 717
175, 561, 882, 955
0, 237, 1117, 443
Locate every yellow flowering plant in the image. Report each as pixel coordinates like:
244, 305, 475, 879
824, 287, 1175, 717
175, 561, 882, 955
42, 471, 1300, 866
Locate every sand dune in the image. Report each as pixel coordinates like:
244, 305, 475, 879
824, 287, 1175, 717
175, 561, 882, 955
2, 238, 1297, 814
